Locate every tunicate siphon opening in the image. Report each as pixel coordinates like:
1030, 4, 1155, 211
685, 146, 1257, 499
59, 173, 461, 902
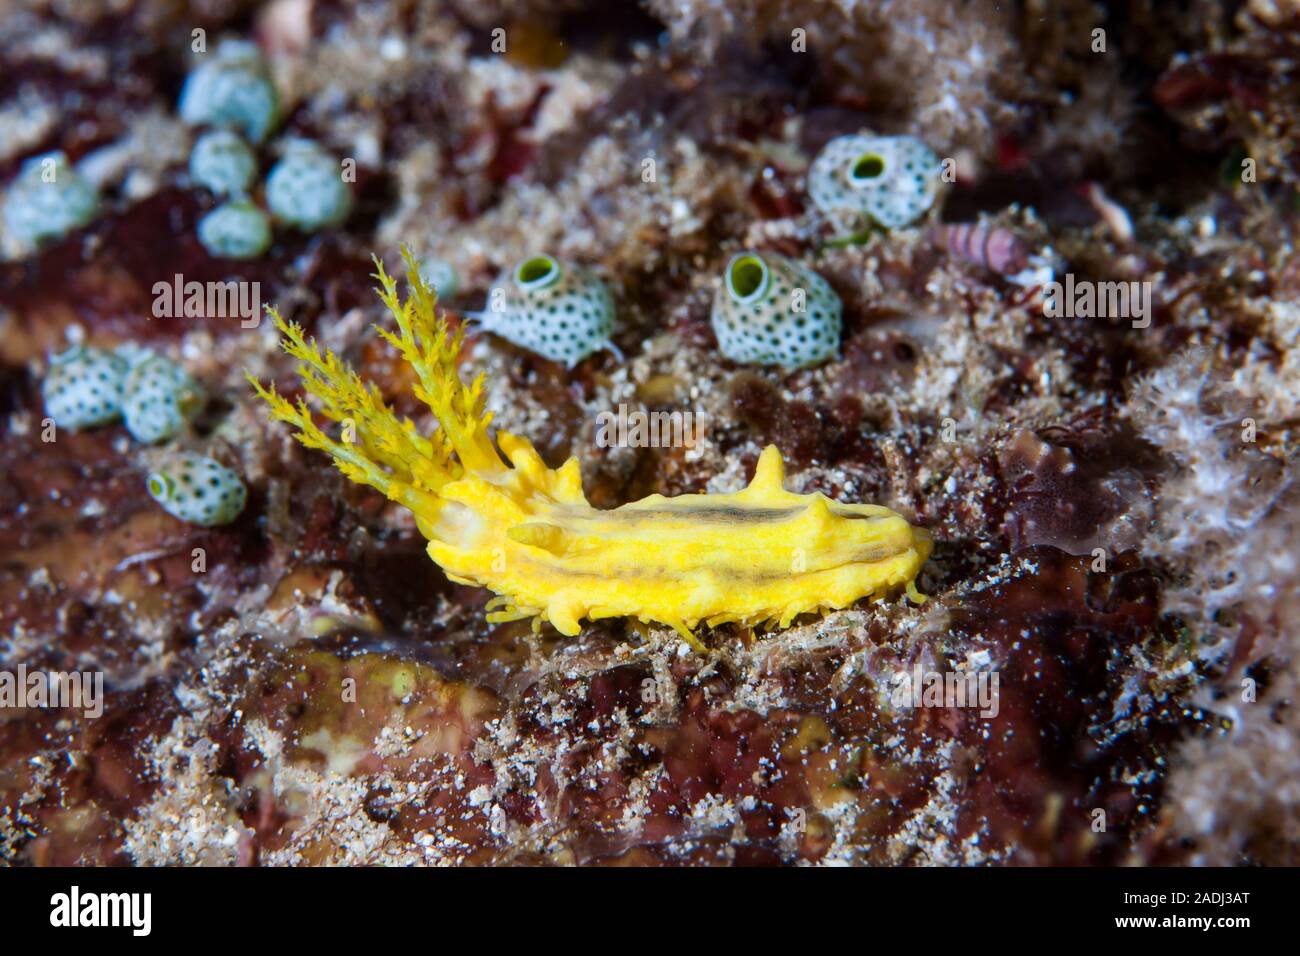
516, 255, 561, 290
726, 254, 770, 303
850, 153, 886, 183
147, 473, 172, 501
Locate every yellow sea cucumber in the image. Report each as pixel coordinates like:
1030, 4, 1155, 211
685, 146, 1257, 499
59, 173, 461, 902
249, 251, 933, 652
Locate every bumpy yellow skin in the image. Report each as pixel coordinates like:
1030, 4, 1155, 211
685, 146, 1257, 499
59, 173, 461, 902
250, 251, 932, 652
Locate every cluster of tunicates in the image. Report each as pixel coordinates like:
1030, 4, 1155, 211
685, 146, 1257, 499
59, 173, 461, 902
43, 344, 201, 442
472, 131, 943, 371
40, 343, 246, 526
181, 39, 351, 259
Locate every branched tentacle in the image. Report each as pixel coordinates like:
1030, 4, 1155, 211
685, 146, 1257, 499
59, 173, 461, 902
372, 251, 505, 478
246, 373, 437, 518
260, 311, 450, 491
245, 244, 498, 513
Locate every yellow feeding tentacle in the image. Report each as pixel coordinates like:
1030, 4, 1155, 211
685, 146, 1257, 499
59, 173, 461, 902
250, 248, 934, 653
371, 253, 505, 479
246, 370, 437, 518
256, 311, 450, 493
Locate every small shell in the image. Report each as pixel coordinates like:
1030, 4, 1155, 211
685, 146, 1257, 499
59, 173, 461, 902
808, 133, 941, 232
179, 38, 280, 144
265, 139, 351, 232
122, 352, 204, 444
482, 255, 615, 366
198, 199, 272, 259
42, 345, 128, 430
146, 453, 247, 526
928, 222, 1029, 275
189, 129, 258, 198
710, 251, 841, 369
3, 151, 100, 252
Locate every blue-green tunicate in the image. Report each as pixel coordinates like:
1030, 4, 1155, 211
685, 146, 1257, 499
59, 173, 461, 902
198, 199, 272, 259
3, 151, 100, 251
265, 140, 351, 232
122, 351, 204, 444
418, 257, 459, 301
41, 344, 128, 430
189, 129, 258, 198
146, 453, 247, 526
179, 39, 280, 144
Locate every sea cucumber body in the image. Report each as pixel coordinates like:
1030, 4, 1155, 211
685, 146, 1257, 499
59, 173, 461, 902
425, 441, 932, 637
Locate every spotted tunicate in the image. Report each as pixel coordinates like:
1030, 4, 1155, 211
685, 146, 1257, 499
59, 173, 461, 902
179, 39, 280, 144
146, 453, 247, 526
265, 140, 351, 232
189, 129, 258, 198
41, 344, 128, 430
808, 133, 941, 233
122, 352, 204, 444
710, 251, 842, 369
477, 254, 615, 367
3, 151, 100, 251
198, 199, 272, 259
